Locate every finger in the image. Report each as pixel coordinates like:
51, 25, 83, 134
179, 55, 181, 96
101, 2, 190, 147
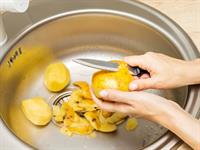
124, 55, 147, 69
90, 89, 136, 114
98, 89, 136, 104
140, 73, 150, 79
129, 78, 156, 90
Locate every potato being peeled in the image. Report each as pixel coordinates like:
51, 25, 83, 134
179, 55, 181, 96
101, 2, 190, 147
21, 97, 52, 126
44, 62, 70, 92
92, 61, 133, 98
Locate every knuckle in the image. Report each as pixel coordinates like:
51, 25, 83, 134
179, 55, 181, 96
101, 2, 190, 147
145, 52, 155, 56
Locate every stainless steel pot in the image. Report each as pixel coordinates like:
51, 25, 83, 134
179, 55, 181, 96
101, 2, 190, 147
0, 0, 200, 149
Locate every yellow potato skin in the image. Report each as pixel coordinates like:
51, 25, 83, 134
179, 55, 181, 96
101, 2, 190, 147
84, 111, 101, 130
84, 110, 117, 133
62, 103, 94, 135
125, 118, 138, 131
52, 79, 138, 137
44, 62, 70, 92
98, 123, 117, 133
21, 97, 52, 126
73, 81, 92, 99
92, 61, 133, 98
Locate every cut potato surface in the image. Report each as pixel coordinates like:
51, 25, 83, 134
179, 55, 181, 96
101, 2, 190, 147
44, 62, 70, 92
21, 97, 52, 126
92, 60, 133, 98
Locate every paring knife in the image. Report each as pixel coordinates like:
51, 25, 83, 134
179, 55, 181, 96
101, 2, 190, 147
73, 58, 149, 77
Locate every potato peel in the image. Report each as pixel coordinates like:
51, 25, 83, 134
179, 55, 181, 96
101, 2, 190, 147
52, 81, 137, 137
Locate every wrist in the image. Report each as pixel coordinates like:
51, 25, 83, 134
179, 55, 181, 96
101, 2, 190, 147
155, 102, 200, 149
152, 101, 184, 129
179, 59, 200, 86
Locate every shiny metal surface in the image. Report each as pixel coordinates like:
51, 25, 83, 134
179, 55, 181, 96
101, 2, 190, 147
73, 58, 121, 72
73, 58, 147, 76
0, 0, 200, 150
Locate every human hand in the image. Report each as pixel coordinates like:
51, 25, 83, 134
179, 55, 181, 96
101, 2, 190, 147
90, 88, 179, 122
91, 89, 200, 149
124, 52, 200, 90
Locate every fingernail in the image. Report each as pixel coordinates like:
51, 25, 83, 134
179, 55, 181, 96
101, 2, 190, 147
100, 90, 108, 97
129, 83, 138, 90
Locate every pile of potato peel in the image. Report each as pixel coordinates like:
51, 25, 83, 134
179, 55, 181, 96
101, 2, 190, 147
53, 81, 138, 136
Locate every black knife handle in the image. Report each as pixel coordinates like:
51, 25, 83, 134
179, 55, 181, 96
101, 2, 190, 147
129, 66, 150, 77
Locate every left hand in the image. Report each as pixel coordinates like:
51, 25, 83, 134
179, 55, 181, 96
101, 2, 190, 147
90, 88, 200, 150
90, 88, 179, 122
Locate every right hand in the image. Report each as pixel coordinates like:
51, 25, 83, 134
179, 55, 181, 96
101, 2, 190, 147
90, 88, 200, 150
124, 52, 198, 90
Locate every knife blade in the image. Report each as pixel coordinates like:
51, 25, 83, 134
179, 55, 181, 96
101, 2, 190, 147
73, 58, 149, 77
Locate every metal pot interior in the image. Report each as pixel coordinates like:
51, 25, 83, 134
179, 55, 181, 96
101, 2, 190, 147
0, 13, 188, 149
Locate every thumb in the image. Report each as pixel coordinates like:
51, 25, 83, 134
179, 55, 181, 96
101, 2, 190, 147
129, 78, 156, 90
99, 89, 134, 104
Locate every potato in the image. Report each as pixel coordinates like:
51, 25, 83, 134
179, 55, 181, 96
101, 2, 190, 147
21, 97, 52, 126
44, 62, 70, 92
125, 118, 138, 131
92, 61, 133, 98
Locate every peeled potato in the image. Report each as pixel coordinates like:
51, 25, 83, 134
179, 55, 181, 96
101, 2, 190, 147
44, 62, 70, 92
125, 118, 138, 131
21, 97, 52, 126
92, 61, 133, 98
